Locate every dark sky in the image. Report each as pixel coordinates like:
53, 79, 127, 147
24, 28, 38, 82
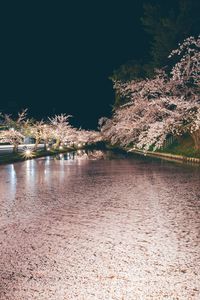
0, 1, 149, 129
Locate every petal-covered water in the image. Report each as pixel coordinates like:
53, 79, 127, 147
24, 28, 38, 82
0, 151, 200, 299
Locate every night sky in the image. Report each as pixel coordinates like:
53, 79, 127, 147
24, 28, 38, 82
0, 1, 149, 129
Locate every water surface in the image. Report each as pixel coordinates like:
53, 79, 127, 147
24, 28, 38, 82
0, 151, 200, 299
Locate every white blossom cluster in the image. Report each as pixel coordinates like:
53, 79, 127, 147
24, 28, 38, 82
0, 111, 102, 153
99, 36, 200, 151
170, 36, 200, 86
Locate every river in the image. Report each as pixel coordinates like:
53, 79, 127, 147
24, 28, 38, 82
0, 150, 200, 299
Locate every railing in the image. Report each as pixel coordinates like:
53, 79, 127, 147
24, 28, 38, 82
0, 144, 44, 154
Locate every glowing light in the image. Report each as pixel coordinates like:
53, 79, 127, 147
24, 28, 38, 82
59, 146, 63, 150
21, 149, 35, 159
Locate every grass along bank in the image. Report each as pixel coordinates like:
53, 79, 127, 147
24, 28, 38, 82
127, 134, 200, 164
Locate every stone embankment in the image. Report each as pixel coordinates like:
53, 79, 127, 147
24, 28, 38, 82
128, 148, 200, 164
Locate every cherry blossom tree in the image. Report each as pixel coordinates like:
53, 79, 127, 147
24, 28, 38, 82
0, 110, 103, 153
24, 121, 53, 150
169, 35, 200, 149
169, 36, 200, 87
77, 130, 102, 145
49, 114, 74, 149
0, 129, 24, 153
69, 129, 102, 148
100, 36, 200, 151
0, 109, 28, 152
191, 109, 200, 149
3, 109, 28, 132
112, 69, 170, 107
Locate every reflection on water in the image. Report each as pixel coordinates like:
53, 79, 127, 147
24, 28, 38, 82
54, 150, 108, 161
0, 150, 200, 299
8, 164, 17, 194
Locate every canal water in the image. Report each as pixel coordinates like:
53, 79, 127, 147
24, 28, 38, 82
0, 150, 200, 299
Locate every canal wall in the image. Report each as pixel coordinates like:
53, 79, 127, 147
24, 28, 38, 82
127, 148, 200, 164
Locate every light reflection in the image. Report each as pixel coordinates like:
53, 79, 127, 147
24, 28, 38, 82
54, 150, 106, 162
10, 164, 16, 186
59, 153, 64, 160
0, 164, 17, 222
8, 164, 17, 199
45, 156, 51, 164
44, 159, 51, 184
25, 159, 36, 186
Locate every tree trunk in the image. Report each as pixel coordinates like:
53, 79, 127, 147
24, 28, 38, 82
13, 144, 18, 153
54, 139, 60, 149
34, 138, 40, 151
191, 129, 200, 150
44, 140, 47, 151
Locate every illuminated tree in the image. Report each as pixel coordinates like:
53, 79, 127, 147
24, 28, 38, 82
3, 109, 28, 132
0, 109, 28, 152
169, 35, 200, 149
24, 121, 53, 150
76, 129, 102, 145
49, 114, 74, 149
101, 36, 200, 150
0, 129, 24, 153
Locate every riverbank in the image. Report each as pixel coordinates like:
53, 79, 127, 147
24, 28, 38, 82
105, 134, 200, 165
1, 139, 200, 166
0, 141, 107, 165
0, 148, 75, 165
127, 148, 200, 164
127, 135, 200, 164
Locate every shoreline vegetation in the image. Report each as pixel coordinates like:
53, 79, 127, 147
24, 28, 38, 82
1, 141, 200, 166
1, 5, 199, 169
1, 37, 200, 167
0, 147, 73, 165
107, 134, 200, 165
128, 149, 200, 164
129, 134, 200, 164
98, 36, 200, 160
1, 37, 199, 166
0, 142, 106, 165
